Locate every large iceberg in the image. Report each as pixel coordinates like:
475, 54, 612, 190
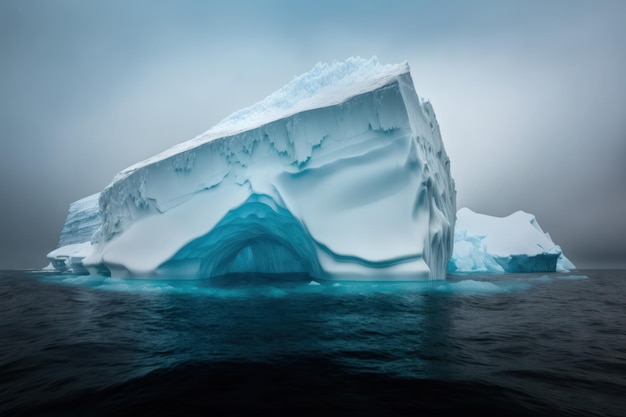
48, 57, 457, 280
448, 207, 575, 273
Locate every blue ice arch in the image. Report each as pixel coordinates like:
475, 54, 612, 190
160, 194, 322, 278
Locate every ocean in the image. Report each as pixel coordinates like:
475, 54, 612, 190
1, 269, 624, 416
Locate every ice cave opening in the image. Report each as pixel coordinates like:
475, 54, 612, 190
160, 194, 323, 279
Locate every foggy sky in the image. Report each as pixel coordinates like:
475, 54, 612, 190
1, 0, 625, 269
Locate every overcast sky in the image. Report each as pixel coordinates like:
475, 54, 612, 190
1, 0, 625, 269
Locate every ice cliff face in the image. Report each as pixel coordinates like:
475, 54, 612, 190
448, 207, 575, 273
50, 57, 457, 280
46, 193, 101, 272
57, 193, 101, 247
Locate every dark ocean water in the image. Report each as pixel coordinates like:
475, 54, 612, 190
1, 269, 624, 416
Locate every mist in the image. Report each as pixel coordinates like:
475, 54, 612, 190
1, 0, 624, 269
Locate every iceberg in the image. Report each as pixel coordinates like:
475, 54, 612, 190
48, 57, 457, 280
448, 207, 575, 273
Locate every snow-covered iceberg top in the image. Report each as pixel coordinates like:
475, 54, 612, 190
115, 57, 410, 183
49, 57, 457, 280
448, 207, 575, 273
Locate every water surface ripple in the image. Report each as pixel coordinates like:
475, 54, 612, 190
1, 270, 624, 416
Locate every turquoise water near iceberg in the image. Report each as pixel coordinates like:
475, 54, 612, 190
1, 270, 624, 416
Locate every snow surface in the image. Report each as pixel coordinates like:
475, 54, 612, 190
46, 57, 457, 280
112, 57, 411, 183
448, 207, 575, 273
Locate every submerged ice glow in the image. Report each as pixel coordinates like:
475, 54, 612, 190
35, 270, 589, 297
48, 57, 457, 280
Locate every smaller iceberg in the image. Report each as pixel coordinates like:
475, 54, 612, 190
448, 207, 575, 274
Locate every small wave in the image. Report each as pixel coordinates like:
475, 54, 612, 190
530, 275, 553, 283
441, 280, 507, 294
557, 275, 589, 281
60, 275, 106, 285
